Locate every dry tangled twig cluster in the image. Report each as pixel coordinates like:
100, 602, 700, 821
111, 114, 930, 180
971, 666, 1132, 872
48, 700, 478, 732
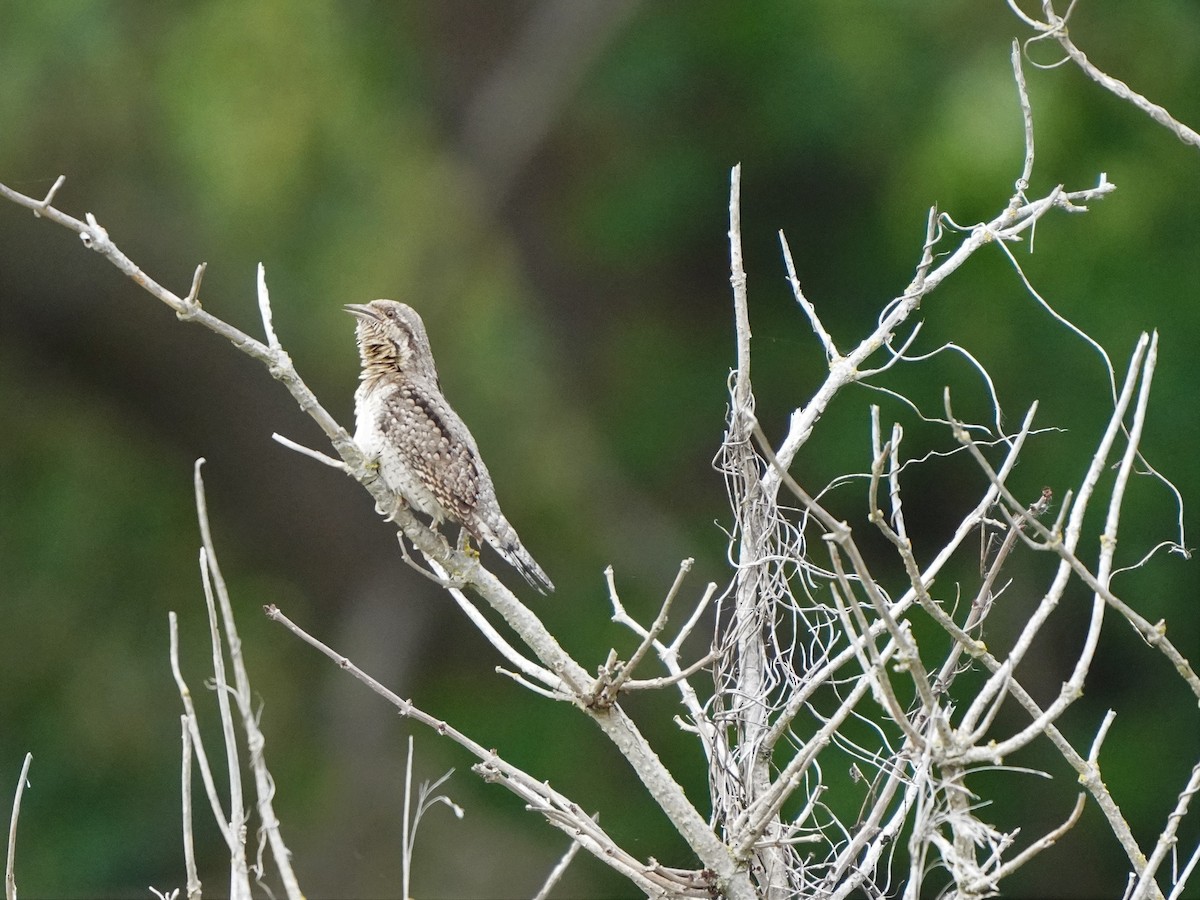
695, 30, 1198, 894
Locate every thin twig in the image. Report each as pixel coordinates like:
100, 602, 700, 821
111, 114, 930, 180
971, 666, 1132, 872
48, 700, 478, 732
440, 579, 563, 692
668, 580, 718, 654
0, 177, 361, 480
764, 173, 1114, 487
256, 263, 281, 350
401, 735, 415, 900
271, 433, 350, 472
34, 175, 65, 217
780, 230, 838, 360
1131, 760, 1200, 900
1014, 1, 1200, 150
729, 164, 751, 409
494, 666, 566, 700
950, 370, 1200, 706
180, 720, 202, 900
1167, 841, 1200, 900
1089, 710, 1118, 764
168, 611, 236, 851
193, 461, 302, 899
965, 794, 1086, 893
1010, 39, 1036, 202
598, 559, 693, 703
261, 604, 711, 896
197, 547, 251, 899
533, 823, 590, 900
5, 753, 32, 900
620, 650, 721, 691
182, 263, 206, 311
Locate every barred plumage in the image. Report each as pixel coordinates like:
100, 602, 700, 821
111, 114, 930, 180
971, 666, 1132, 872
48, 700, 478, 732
346, 299, 554, 593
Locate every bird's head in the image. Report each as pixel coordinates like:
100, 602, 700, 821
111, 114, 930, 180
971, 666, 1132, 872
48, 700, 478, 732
344, 299, 440, 383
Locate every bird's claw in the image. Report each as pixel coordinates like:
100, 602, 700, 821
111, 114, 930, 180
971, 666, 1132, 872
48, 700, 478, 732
456, 527, 479, 558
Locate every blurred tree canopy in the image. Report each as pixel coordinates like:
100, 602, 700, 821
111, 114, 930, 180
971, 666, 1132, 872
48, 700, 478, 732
0, 2, 1197, 897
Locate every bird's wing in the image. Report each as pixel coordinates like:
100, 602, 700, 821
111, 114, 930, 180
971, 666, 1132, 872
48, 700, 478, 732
377, 383, 482, 522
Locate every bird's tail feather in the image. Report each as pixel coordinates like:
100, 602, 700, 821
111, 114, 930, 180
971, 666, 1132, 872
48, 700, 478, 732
480, 521, 555, 594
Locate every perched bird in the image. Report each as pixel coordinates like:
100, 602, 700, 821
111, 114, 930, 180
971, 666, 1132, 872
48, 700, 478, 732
346, 299, 554, 593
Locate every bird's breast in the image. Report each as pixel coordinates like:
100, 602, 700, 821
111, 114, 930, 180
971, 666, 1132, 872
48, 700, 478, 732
352, 379, 454, 523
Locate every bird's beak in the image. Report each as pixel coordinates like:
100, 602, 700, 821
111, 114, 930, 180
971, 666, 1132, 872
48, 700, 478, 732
343, 303, 379, 321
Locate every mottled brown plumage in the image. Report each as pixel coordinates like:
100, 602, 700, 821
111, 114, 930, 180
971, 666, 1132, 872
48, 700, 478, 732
346, 300, 554, 593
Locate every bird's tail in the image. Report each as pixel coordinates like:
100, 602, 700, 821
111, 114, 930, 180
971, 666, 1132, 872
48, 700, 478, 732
479, 520, 555, 594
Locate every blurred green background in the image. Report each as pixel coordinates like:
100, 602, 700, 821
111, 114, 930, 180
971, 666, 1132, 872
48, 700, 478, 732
1, 2, 1197, 897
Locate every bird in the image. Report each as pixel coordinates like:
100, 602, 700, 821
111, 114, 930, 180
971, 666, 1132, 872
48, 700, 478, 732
345, 299, 555, 593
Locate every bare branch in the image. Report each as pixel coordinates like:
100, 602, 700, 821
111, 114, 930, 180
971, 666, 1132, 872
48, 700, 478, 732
950, 379, 1200, 705
263, 604, 723, 898
620, 650, 721, 692
444, 584, 564, 693
271, 433, 350, 472
596, 559, 694, 704
0, 176, 752, 894
34, 175, 65, 217
256, 263, 281, 351
965, 793, 1086, 894
0, 178, 358, 472
532, 820, 591, 900
5, 753, 32, 900
1010, 39, 1036, 199
400, 735, 462, 900
1132, 760, 1200, 900
196, 551, 251, 899
780, 230, 838, 361
729, 164, 751, 411
1012, 1, 1200, 150
179, 720, 202, 900
765, 172, 1115, 485
168, 611, 236, 852
193, 461, 301, 898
